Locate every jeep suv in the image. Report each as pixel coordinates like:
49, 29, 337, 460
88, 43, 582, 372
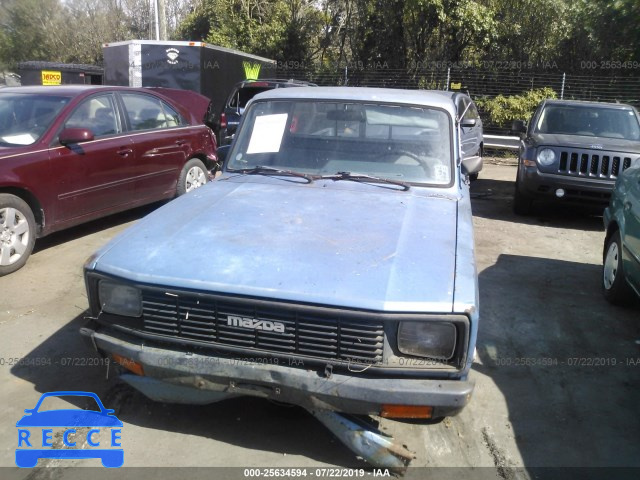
217, 79, 316, 145
512, 99, 640, 215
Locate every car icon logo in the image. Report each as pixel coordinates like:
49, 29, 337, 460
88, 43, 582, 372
16, 391, 123, 468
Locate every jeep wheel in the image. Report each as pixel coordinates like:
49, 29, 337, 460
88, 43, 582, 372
513, 182, 533, 215
0, 194, 36, 276
177, 158, 208, 196
603, 230, 634, 305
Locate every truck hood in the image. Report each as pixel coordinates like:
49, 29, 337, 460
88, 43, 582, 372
531, 133, 640, 154
92, 178, 459, 312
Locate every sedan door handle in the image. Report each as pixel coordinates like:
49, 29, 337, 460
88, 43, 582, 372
175, 140, 186, 146
117, 148, 133, 157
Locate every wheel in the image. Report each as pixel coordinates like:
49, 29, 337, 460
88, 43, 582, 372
513, 181, 533, 215
0, 194, 36, 276
176, 158, 208, 196
101, 450, 124, 468
15, 450, 39, 468
602, 230, 635, 305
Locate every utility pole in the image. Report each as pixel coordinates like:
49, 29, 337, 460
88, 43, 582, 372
153, 0, 167, 41
158, 0, 167, 41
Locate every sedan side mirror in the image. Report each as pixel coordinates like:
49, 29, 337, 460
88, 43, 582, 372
59, 128, 94, 146
511, 120, 527, 134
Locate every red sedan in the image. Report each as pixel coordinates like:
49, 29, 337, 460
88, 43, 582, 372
0, 85, 217, 275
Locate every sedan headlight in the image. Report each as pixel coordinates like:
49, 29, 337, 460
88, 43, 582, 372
537, 148, 556, 166
397, 321, 457, 359
98, 281, 142, 317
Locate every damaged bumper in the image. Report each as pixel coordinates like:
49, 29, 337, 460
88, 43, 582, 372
81, 325, 474, 418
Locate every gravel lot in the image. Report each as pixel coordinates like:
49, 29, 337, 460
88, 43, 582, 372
0, 162, 638, 479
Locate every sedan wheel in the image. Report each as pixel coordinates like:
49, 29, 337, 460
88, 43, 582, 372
186, 165, 207, 192
177, 158, 208, 196
0, 194, 36, 276
602, 230, 634, 305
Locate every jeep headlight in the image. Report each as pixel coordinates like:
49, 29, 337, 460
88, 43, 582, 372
397, 322, 457, 359
537, 148, 556, 166
98, 281, 142, 317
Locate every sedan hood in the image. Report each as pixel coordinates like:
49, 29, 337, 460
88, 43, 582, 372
531, 133, 640, 154
92, 178, 459, 312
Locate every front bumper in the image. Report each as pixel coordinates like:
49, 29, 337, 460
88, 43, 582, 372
81, 325, 474, 418
519, 166, 614, 205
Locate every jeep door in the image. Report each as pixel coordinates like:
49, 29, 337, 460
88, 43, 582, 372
52, 92, 135, 225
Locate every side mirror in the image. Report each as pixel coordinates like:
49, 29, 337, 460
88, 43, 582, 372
460, 118, 477, 128
511, 120, 527, 134
461, 155, 482, 176
59, 128, 94, 146
217, 145, 231, 164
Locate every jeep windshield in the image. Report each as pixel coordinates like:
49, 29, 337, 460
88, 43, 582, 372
226, 100, 454, 186
535, 104, 640, 141
0, 93, 70, 146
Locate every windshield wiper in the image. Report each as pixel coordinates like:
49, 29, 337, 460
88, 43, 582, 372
229, 166, 313, 184
315, 172, 410, 191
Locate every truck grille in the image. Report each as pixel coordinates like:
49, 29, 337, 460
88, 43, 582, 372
557, 149, 633, 179
140, 291, 385, 363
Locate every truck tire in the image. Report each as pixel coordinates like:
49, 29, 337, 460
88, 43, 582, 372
177, 158, 208, 196
602, 230, 635, 305
0, 194, 36, 276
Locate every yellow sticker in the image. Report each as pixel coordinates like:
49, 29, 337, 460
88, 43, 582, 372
450, 82, 461, 90
42, 71, 62, 85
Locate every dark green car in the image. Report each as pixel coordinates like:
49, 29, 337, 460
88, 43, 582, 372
603, 164, 640, 305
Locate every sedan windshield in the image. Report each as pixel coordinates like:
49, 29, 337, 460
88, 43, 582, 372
535, 104, 640, 140
0, 93, 70, 146
227, 100, 453, 186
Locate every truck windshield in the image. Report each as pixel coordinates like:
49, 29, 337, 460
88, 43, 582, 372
0, 93, 70, 146
227, 100, 453, 186
535, 104, 640, 140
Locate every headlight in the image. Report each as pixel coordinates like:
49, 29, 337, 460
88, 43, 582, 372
98, 281, 142, 317
397, 322, 457, 359
537, 148, 556, 166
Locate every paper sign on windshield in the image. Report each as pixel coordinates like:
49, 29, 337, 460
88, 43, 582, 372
247, 114, 288, 154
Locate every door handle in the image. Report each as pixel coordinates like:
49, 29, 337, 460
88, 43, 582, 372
175, 139, 186, 146
117, 148, 133, 157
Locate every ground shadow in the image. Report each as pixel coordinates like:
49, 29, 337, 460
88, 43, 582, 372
10, 312, 361, 468
470, 176, 605, 233
32, 202, 163, 254
475, 254, 640, 471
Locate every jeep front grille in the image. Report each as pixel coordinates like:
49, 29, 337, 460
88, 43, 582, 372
140, 291, 384, 363
557, 149, 632, 179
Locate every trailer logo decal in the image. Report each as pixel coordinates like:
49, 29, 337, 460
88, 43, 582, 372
226, 315, 285, 333
243, 62, 261, 80
166, 48, 180, 65
41, 71, 61, 85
